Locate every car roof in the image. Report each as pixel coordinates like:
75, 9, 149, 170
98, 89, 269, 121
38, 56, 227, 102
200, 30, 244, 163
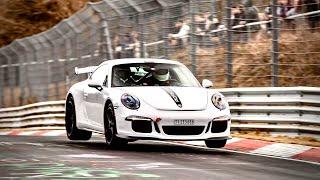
99, 58, 183, 67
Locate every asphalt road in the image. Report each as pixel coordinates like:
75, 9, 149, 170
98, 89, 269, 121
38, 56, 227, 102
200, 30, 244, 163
0, 136, 319, 179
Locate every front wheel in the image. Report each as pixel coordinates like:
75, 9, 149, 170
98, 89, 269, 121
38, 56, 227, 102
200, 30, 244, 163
65, 96, 92, 140
104, 103, 128, 147
205, 139, 227, 148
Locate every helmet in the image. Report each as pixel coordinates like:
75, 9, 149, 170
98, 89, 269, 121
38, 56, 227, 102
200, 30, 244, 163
153, 68, 169, 81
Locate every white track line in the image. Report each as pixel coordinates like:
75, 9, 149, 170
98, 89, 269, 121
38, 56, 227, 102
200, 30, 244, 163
162, 141, 320, 165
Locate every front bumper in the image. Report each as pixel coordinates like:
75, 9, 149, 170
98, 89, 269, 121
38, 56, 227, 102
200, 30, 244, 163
114, 106, 231, 141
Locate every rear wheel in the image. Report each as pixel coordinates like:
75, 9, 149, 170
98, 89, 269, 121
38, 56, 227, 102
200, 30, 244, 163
205, 139, 227, 148
65, 96, 92, 140
104, 103, 128, 147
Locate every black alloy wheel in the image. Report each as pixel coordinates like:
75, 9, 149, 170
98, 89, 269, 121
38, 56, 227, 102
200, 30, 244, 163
104, 103, 128, 147
65, 96, 92, 140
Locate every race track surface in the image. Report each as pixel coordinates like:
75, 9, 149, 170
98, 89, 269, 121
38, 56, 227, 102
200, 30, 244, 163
0, 136, 319, 179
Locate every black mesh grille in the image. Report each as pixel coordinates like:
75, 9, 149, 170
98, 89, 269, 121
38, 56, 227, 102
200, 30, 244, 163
132, 120, 152, 133
211, 121, 228, 133
162, 126, 204, 135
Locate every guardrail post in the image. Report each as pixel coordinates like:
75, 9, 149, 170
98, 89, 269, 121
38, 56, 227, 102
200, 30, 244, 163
189, 0, 197, 75
226, 0, 233, 87
271, 0, 279, 87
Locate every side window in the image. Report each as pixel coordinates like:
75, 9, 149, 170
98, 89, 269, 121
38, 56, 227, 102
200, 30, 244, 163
90, 65, 108, 86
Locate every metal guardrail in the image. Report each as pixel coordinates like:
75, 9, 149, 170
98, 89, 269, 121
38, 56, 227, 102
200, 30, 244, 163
0, 87, 319, 138
221, 87, 320, 138
0, 101, 65, 129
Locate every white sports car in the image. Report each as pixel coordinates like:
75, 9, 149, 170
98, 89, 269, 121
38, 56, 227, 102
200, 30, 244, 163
65, 58, 231, 148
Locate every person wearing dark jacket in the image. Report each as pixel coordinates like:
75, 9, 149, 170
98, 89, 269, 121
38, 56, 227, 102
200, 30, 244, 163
304, 0, 319, 32
241, 0, 261, 31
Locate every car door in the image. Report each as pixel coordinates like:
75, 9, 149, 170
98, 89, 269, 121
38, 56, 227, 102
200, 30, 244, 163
84, 65, 108, 127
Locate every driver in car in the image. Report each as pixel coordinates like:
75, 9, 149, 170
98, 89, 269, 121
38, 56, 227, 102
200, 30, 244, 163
143, 68, 171, 86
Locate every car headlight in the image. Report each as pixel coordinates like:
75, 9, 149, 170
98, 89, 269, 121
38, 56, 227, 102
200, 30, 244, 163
121, 94, 140, 110
211, 93, 226, 110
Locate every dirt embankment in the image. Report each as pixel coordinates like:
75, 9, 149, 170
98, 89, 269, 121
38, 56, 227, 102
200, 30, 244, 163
0, 0, 103, 47
172, 31, 320, 88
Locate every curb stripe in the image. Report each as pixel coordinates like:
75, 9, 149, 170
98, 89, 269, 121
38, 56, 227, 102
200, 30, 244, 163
42, 130, 65, 136
292, 148, 320, 162
18, 131, 41, 136
250, 143, 312, 158
0, 131, 11, 135
225, 139, 273, 152
226, 137, 243, 144
32, 131, 51, 136
8, 130, 22, 136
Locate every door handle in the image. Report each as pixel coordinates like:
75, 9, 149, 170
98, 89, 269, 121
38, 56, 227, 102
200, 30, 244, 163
84, 93, 88, 98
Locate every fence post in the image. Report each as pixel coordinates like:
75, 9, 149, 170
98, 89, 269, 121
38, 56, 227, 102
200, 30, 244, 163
16, 43, 26, 105
211, 0, 217, 18
4, 53, 14, 106
162, 6, 169, 59
0, 53, 4, 108
189, 0, 197, 75
45, 38, 51, 101
0, 67, 3, 108
24, 38, 35, 104
102, 18, 114, 60
271, 0, 279, 87
22, 41, 32, 105
138, 14, 145, 58
226, 0, 233, 87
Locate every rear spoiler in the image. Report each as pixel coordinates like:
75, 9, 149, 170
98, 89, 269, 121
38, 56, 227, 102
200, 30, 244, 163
74, 66, 97, 75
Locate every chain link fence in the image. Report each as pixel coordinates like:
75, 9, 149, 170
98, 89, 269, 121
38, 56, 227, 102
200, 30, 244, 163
0, 0, 319, 108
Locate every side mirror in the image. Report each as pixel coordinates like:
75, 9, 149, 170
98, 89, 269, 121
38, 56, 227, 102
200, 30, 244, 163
88, 80, 103, 91
202, 79, 213, 88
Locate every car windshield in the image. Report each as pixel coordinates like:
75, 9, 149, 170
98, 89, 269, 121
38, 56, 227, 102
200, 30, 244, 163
112, 63, 200, 87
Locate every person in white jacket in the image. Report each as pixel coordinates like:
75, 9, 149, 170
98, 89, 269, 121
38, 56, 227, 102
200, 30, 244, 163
168, 19, 190, 47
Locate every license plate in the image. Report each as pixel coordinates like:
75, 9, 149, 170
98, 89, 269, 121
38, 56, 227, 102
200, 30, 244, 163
174, 119, 194, 126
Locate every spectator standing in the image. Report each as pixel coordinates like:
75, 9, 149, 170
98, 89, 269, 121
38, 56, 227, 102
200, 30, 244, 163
241, 0, 261, 31
168, 19, 190, 48
264, 2, 287, 34
304, 0, 319, 32
231, 4, 248, 43
283, 0, 296, 30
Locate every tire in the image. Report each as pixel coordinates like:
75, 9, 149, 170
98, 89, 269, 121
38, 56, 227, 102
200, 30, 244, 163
65, 96, 92, 140
205, 139, 227, 148
104, 103, 128, 147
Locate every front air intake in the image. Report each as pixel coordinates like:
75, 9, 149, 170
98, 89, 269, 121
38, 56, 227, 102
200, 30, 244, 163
132, 120, 152, 133
211, 121, 228, 133
162, 126, 204, 135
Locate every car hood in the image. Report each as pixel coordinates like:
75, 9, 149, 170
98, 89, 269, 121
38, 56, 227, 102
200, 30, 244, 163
119, 87, 208, 111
